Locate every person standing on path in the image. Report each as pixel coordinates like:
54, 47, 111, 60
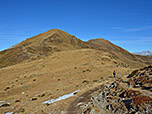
113, 70, 116, 78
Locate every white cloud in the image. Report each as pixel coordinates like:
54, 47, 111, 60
111, 26, 152, 32
123, 26, 152, 32
140, 37, 152, 40
111, 39, 152, 45
110, 27, 123, 30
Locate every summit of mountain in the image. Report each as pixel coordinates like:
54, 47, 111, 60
13, 29, 89, 49
0, 29, 89, 68
0, 29, 151, 68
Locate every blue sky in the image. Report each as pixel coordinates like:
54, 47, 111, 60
0, 0, 152, 52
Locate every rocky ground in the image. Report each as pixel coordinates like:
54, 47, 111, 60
65, 65, 152, 114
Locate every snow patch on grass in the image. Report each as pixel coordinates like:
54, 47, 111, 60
42, 90, 79, 104
4, 112, 13, 114
0, 101, 5, 103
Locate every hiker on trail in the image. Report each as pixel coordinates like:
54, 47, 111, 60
113, 70, 116, 78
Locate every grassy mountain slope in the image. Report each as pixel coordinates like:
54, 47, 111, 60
87, 39, 151, 67
0, 29, 151, 68
0, 49, 133, 113
0, 29, 152, 113
0, 29, 89, 68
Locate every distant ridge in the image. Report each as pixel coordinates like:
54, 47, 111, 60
133, 51, 152, 56
0, 29, 152, 68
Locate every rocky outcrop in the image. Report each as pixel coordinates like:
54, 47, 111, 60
67, 65, 152, 114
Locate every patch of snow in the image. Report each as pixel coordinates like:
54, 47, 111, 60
4, 112, 13, 114
22, 92, 25, 94
124, 75, 128, 77
42, 90, 79, 104
0, 101, 5, 103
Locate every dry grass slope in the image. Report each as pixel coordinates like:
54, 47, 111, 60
0, 29, 90, 68
0, 29, 151, 68
0, 29, 152, 113
87, 38, 152, 67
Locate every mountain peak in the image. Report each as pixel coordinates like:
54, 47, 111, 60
43, 29, 71, 36
0, 29, 152, 68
